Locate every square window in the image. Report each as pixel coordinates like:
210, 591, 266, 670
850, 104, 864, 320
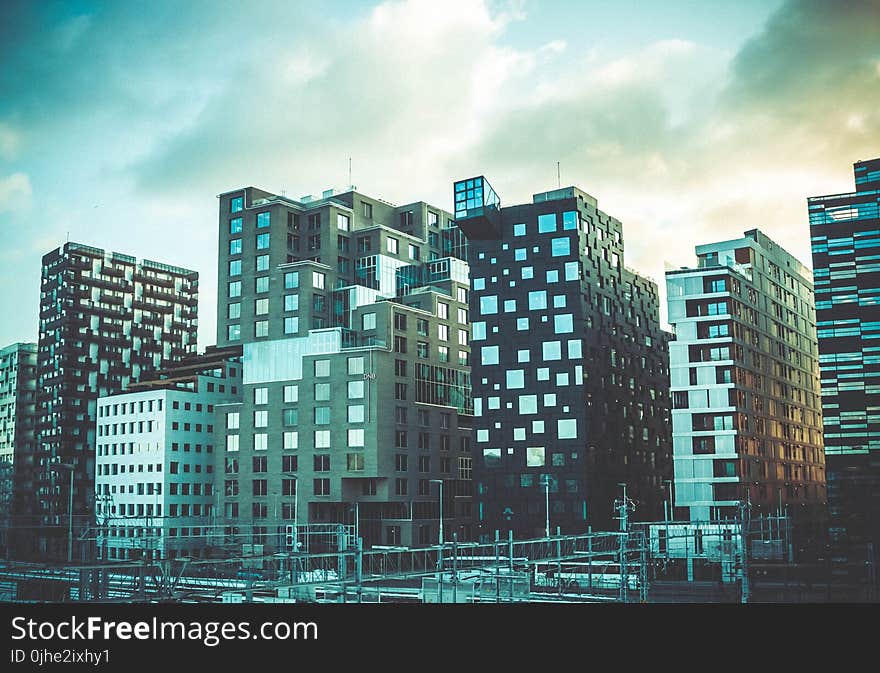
503, 299, 516, 313
553, 295, 567, 308
551, 237, 570, 257
522, 266, 534, 280
506, 369, 525, 389
517, 349, 530, 363
546, 269, 559, 283
543, 341, 562, 360
526, 446, 545, 467
513, 223, 526, 236
480, 296, 498, 315
516, 317, 529, 331
528, 291, 547, 310
514, 428, 526, 441
558, 419, 578, 439
554, 314, 573, 334
481, 345, 499, 365
515, 248, 527, 261
538, 213, 556, 233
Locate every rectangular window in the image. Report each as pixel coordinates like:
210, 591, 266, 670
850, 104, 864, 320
229, 259, 242, 276
256, 254, 269, 272
230, 217, 243, 234
283, 431, 298, 450
362, 312, 376, 330
283, 408, 298, 427
337, 213, 350, 231
228, 281, 241, 298
256, 233, 270, 250
313, 271, 325, 289
348, 380, 365, 399
284, 317, 299, 334
348, 356, 364, 375
284, 385, 298, 403
231, 197, 243, 213
284, 271, 299, 289
255, 320, 268, 337
255, 298, 269, 315
538, 213, 556, 233
257, 211, 270, 228
227, 302, 241, 319
387, 237, 399, 254
255, 276, 269, 293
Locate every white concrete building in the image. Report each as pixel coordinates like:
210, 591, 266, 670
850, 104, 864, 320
95, 351, 241, 560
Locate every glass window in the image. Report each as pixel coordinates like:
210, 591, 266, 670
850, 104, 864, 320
538, 213, 556, 233
516, 317, 529, 331
503, 299, 516, 313
473, 278, 485, 290
567, 339, 583, 359
312, 271, 325, 289
348, 405, 364, 423
438, 345, 449, 362
519, 395, 538, 414
522, 266, 534, 279
256, 254, 269, 272
551, 237, 570, 257
228, 302, 240, 319
362, 313, 376, 330
348, 356, 365, 375
506, 370, 525, 389
284, 294, 299, 312
546, 269, 559, 283
255, 298, 269, 315
226, 412, 240, 429
513, 223, 526, 237
348, 428, 364, 447
564, 261, 579, 281
228, 281, 241, 298
515, 248, 527, 261
283, 409, 298, 426
480, 295, 498, 315
284, 271, 299, 289
558, 419, 578, 439
255, 276, 269, 293
537, 368, 550, 381
314, 407, 330, 425
387, 237, 399, 254
314, 360, 330, 377
438, 324, 449, 341
409, 244, 420, 260
562, 211, 578, 230
438, 302, 449, 320
458, 329, 467, 346
348, 380, 365, 399
254, 410, 268, 428
472, 321, 486, 341
543, 341, 562, 360
255, 320, 268, 337
283, 385, 298, 403
526, 447, 545, 467
315, 383, 330, 401
284, 317, 299, 334
227, 324, 240, 341
257, 211, 270, 228
315, 430, 330, 448
254, 387, 268, 405
229, 217, 243, 234
337, 213, 350, 231
544, 392, 557, 406
231, 197, 243, 213
256, 233, 270, 250
553, 295, 566, 308
528, 291, 547, 310
554, 314, 573, 334
481, 345, 499, 365
284, 432, 298, 450
517, 349, 530, 363
229, 239, 242, 255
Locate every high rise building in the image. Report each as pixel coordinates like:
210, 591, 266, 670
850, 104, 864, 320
95, 346, 241, 561
455, 176, 671, 538
214, 186, 473, 550
666, 229, 825, 530
29, 242, 198, 560
0, 342, 37, 555
809, 158, 880, 549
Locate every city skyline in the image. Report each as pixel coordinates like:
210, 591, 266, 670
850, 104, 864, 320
1, 0, 878, 350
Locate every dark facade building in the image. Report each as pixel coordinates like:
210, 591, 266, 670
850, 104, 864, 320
456, 177, 672, 539
666, 230, 825, 528
810, 158, 880, 550
213, 186, 473, 550
27, 242, 198, 559
0, 342, 37, 557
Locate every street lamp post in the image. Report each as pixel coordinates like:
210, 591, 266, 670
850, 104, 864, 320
430, 479, 443, 602
544, 479, 550, 539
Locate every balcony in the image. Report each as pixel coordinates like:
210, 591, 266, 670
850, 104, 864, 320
452, 176, 502, 240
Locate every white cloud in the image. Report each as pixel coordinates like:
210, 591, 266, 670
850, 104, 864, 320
0, 173, 32, 213
0, 123, 21, 160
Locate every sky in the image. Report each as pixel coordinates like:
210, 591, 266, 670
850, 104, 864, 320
1, 0, 878, 348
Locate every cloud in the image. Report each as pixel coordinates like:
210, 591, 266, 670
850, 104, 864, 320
0, 173, 32, 213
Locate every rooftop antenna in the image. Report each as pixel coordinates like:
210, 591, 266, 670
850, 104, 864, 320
557, 161, 561, 188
